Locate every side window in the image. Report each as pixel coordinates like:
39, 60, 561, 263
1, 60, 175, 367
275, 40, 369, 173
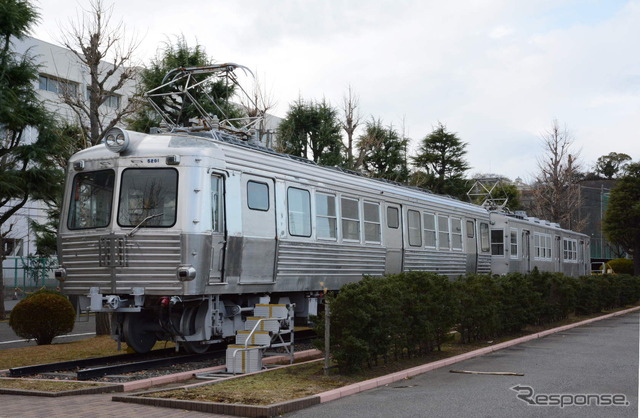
510, 229, 518, 259
408, 210, 422, 247
480, 222, 490, 252
491, 229, 505, 256
437, 215, 450, 250
316, 193, 337, 239
466, 220, 475, 238
386, 206, 399, 229
451, 217, 463, 250
287, 187, 311, 237
211, 175, 224, 233
364, 202, 381, 243
341, 197, 360, 241
423, 212, 436, 248
247, 181, 269, 211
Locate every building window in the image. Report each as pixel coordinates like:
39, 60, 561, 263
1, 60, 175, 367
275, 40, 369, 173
510, 229, 519, 259
408, 210, 421, 247
451, 217, 463, 250
491, 229, 505, 256
287, 187, 311, 237
316, 193, 337, 240
438, 215, 450, 250
423, 212, 436, 248
341, 197, 360, 241
86, 87, 121, 109
247, 181, 269, 211
39, 74, 78, 96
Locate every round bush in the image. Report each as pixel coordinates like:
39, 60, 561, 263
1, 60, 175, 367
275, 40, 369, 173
9, 291, 76, 345
607, 258, 634, 275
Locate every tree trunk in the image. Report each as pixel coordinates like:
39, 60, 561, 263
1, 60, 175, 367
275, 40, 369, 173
0, 252, 5, 321
634, 246, 640, 276
95, 312, 111, 335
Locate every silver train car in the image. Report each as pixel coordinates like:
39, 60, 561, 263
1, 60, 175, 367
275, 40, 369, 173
55, 125, 589, 352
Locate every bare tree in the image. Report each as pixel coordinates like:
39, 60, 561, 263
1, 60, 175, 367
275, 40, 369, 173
240, 71, 277, 147
58, 0, 139, 146
531, 120, 586, 231
341, 85, 361, 169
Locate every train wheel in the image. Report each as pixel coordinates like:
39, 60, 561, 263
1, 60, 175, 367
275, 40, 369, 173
123, 313, 157, 353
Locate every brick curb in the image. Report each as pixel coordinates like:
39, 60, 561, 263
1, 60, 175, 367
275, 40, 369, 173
116, 307, 639, 417
0, 380, 122, 397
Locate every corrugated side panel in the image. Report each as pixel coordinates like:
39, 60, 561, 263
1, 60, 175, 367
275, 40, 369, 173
60, 233, 182, 294
276, 241, 386, 280
477, 254, 492, 274
404, 249, 467, 276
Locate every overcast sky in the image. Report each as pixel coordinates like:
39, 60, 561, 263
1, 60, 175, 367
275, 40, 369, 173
31, 0, 640, 182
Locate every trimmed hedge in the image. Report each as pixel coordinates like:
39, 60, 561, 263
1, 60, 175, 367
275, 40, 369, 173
9, 290, 76, 345
321, 271, 640, 374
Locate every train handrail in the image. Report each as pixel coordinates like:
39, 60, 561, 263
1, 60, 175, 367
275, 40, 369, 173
231, 316, 285, 375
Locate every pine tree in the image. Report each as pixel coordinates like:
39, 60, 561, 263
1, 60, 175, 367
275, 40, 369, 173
603, 162, 640, 275
412, 122, 470, 197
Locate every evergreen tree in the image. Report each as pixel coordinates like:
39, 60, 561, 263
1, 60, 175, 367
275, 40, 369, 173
412, 122, 470, 197
0, 0, 75, 318
356, 118, 408, 182
603, 162, 640, 275
277, 98, 343, 166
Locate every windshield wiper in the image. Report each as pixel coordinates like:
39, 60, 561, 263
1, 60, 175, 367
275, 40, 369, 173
128, 213, 163, 237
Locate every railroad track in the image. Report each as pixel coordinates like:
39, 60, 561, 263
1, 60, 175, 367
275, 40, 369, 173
8, 330, 317, 381
8, 346, 225, 381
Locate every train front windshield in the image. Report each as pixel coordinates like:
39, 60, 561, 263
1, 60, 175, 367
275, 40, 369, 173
67, 168, 178, 230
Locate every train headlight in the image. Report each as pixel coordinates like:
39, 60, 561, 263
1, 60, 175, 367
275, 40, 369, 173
104, 127, 130, 154
177, 265, 197, 281
54, 267, 66, 282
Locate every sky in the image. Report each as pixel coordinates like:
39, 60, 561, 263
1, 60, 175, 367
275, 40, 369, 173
30, 0, 640, 182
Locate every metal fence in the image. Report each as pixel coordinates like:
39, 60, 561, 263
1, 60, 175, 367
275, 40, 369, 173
2, 256, 58, 296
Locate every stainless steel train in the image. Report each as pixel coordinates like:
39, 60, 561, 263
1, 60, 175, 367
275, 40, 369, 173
54, 65, 590, 353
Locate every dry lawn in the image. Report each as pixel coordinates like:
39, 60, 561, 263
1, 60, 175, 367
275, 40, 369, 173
0, 335, 174, 370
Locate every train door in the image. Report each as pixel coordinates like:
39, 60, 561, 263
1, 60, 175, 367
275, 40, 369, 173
578, 239, 586, 275
555, 235, 562, 272
209, 173, 226, 283
384, 203, 403, 274
522, 230, 531, 273
465, 219, 477, 273
238, 175, 277, 283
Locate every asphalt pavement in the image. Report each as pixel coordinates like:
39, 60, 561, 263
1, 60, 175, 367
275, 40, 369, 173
288, 311, 640, 418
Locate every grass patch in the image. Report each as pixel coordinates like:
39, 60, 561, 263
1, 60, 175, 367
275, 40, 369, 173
0, 378, 103, 392
0, 335, 174, 370
147, 361, 354, 405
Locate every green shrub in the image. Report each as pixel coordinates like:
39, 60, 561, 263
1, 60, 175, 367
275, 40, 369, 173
9, 290, 76, 345
455, 274, 500, 343
607, 258, 634, 275
495, 273, 540, 334
529, 270, 577, 324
